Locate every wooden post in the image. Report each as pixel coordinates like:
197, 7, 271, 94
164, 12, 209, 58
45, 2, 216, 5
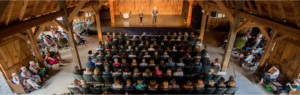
26, 27, 45, 67
58, 1, 82, 69
255, 30, 277, 74
206, 11, 212, 30
187, 0, 194, 26
109, 0, 115, 23
91, 13, 95, 23
92, 5, 103, 41
199, 4, 209, 43
220, 1, 245, 72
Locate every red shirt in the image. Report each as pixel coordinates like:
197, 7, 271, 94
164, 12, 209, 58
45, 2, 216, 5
152, 70, 163, 76
113, 62, 121, 65
105, 49, 111, 51
107, 38, 112, 40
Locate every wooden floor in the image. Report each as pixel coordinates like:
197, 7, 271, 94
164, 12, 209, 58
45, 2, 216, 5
101, 15, 188, 27
29, 30, 273, 94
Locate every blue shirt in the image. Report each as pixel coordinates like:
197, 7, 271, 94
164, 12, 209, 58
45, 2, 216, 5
86, 61, 95, 65
285, 82, 300, 92
135, 84, 147, 89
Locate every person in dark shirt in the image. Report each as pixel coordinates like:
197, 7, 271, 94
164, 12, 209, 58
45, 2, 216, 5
152, 7, 158, 24
139, 11, 144, 25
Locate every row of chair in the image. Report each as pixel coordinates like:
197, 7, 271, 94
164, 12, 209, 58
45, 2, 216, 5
73, 74, 222, 84
68, 87, 238, 94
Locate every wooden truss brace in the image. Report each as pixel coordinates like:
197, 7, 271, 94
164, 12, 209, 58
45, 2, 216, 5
273, 35, 289, 42
15, 33, 30, 41
258, 26, 271, 41
285, 55, 300, 64
33, 26, 43, 40
234, 19, 250, 33
68, 1, 86, 23
53, 20, 69, 32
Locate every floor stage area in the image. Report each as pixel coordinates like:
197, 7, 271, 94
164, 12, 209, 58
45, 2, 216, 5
101, 15, 187, 27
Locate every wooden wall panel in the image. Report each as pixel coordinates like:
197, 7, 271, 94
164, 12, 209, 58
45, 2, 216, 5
113, 0, 183, 15
208, 18, 230, 29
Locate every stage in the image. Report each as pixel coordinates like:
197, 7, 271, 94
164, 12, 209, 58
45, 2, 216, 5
101, 15, 188, 27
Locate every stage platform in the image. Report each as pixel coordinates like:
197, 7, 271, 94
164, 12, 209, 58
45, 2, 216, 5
101, 15, 188, 27
87, 15, 192, 35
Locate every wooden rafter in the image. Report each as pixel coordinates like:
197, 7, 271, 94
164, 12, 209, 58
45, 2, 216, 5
33, 26, 43, 39
52, 20, 68, 32
246, 0, 254, 13
265, 1, 273, 19
273, 35, 289, 42
40, 1, 49, 15
197, 1, 204, 9
19, 0, 29, 21
5, 0, 15, 26
48, 1, 56, 14
0, 1, 10, 21
68, 1, 86, 23
254, 1, 262, 16
31, 1, 39, 16
215, 1, 234, 24
229, 0, 235, 8
15, 33, 29, 41
290, 1, 300, 27
258, 26, 271, 41
277, 0, 287, 20
234, 19, 250, 33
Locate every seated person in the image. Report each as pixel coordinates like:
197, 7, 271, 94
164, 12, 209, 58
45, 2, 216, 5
123, 67, 132, 75
137, 53, 144, 59
135, 79, 147, 89
20, 66, 42, 82
139, 41, 144, 46
143, 52, 151, 58
176, 36, 181, 41
143, 68, 152, 76
159, 60, 165, 66
122, 59, 129, 66
148, 45, 155, 51
112, 67, 122, 76
12, 73, 40, 90
80, 80, 93, 88
86, 58, 95, 65
105, 46, 111, 51
284, 79, 300, 93
103, 66, 113, 75
212, 58, 220, 66
203, 60, 211, 66
105, 52, 112, 57
45, 47, 62, 60
173, 67, 184, 76
125, 79, 135, 89
193, 80, 205, 88
258, 65, 279, 84
217, 77, 226, 88
207, 80, 215, 87
165, 47, 171, 52
228, 80, 236, 87
112, 78, 123, 89
95, 59, 103, 65
240, 51, 253, 67
94, 68, 100, 75
131, 59, 138, 66
194, 58, 202, 66
113, 58, 121, 65
214, 67, 221, 75
106, 36, 112, 41
201, 52, 210, 63
152, 66, 162, 76
176, 58, 185, 67
166, 58, 175, 67
131, 36, 137, 41
161, 51, 170, 58
73, 66, 83, 74
123, 13, 129, 19
148, 80, 159, 89
160, 81, 169, 89
165, 69, 172, 76
169, 78, 180, 89
43, 35, 58, 49
126, 46, 133, 52
140, 59, 148, 66
29, 61, 48, 80
129, 51, 136, 58
194, 54, 201, 59
163, 35, 168, 41
170, 36, 175, 41
149, 59, 156, 66
69, 80, 80, 88
133, 68, 142, 76
156, 46, 163, 53
207, 68, 214, 75
152, 51, 160, 58
141, 47, 147, 52
201, 45, 208, 56
45, 52, 61, 66
172, 46, 177, 51
183, 36, 188, 41
184, 55, 194, 66
83, 67, 94, 75
183, 80, 193, 88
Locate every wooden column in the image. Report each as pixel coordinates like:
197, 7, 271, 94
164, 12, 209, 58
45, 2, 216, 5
206, 11, 212, 30
58, 1, 82, 69
26, 27, 45, 67
255, 30, 277, 74
220, 1, 245, 72
92, 5, 103, 41
109, 0, 115, 23
187, 0, 194, 26
199, 4, 209, 43
91, 12, 95, 23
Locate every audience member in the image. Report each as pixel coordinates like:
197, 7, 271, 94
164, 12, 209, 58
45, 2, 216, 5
166, 58, 175, 67
284, 79, 300, 93
12, 73, 40, 89
143, 68, 152, 76
123, 67, 132, 75
183, 80, 193, 88
193, 80, 205, 88
125, 79, 135, 89
169, 78, 180, 89
160, 81, 169, 89
113, 67, 122, 76
135, 79, 147, 89
131, 59, 138, 66
94, 68, 100, 75
140, 59, 148, 66
133, 68, 142, 76
152, 66, 162, 76
173, 67, 184, 76
20, 66, 42, 83
29, 61, 48, 80
83, 67, 94, 75
86, 58, 95, 65
148, 80, 158, 89
258, 65, 279, 85
103, 66, 113, 75
207, 80, 215, 87
176, 58, 185, 67
217, 77, 226, 88
112, 78, 123, 89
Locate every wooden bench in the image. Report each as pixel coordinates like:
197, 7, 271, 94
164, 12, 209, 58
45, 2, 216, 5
270, 74, 292, 93
6, 80, 26, 94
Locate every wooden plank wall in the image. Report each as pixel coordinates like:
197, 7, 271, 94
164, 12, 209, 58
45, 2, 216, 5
113, 0, 183, 15
0, 39, 34, 79
207, 18, 230, 29
267, 39, 300, 79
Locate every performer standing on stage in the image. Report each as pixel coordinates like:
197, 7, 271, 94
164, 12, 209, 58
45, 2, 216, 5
152, 7, 158, 24
139, 11, 144, 25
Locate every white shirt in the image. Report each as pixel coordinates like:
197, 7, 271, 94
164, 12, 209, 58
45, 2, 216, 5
173, 71, 184, 76
176, 63, 185, 67
148, 48, 155, 51
144, 55, 151, 58
129, 55, 136, 57
140, 63, 148, 66
123, 72, 132, 75
95, 62, 103, 65
112, 83, 123, 89
113, 72, 122, 76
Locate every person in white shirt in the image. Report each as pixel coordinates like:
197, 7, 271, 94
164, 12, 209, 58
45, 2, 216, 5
112, 67, 122, 76
212, 58, 220, 66
176, 36, 181, 41
161, 52, 170, 58
148, 45, 155, 51
163, 35, 168, 41
112, 78, 123, 89
172, 46, 177, 51
139, 41, 144, 46
140, 59, 148, 66
176, 58, 185, 67
240, 51, 253, 67
123, 67, 132, 75
173, 67, 184, 76
129, 51, 136, 58
126, 46, 133, 51
69, 80, 80, 88
144, 52, 151, 58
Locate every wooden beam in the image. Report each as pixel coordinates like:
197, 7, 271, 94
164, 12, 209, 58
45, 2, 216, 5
206, 11, 212, 30
290, 1, 300, 27
243, 22, 263, 27
92, 5, 103, 41
221, 1, 245, 72
258, 26, 271, 41
5, 0, 15, 25
255, 30, 278, 74
30, 1, 39, 16
246, 0, 254, 13
187, 0, 194, 27
52, 19, 68, 32
48, 1, 56, 13
229, 0, 235, 8
109, 0, 115, 23
285, 38, 300, 47
15, 33, 29, 41
273, 35, 289, 42
286, 55, 300, 64
19, 0, 28, 21
254, 1, 262, 16
40, 1, 48, 15
234, 19, 250, 33
199, 4, 209, 43
68, 1, 86, 23
197, 1, 205, 9
33, 26, 43, 40
26, 29, 45, 67
58, 0, 82, 69
265, 1, 273, 19
215, 1, 234, 24
0, 1, 9, 21
0, 1, 97, 39
276, 0, 287, 20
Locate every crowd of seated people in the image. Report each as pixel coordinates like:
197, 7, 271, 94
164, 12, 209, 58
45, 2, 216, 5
67, 32, 239, 94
